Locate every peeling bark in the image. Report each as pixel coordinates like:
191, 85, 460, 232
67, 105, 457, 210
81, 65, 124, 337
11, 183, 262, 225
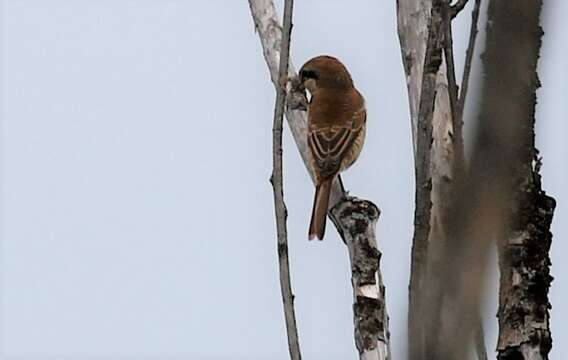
331, 198, 390, 360
498, 164, 555, 360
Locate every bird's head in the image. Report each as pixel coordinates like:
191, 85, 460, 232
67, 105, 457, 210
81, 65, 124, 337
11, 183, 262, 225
298, 55, 354, 95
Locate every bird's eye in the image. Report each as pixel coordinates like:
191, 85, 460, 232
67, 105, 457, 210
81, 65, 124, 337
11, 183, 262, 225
301, 70, 318, 80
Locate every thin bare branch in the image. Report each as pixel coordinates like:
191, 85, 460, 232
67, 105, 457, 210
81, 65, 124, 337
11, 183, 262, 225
439, 19, 489, 360
454, 4, 486, 358
457, 0, 482, 123
442, 2, 465, 168
268, 0, 301, 358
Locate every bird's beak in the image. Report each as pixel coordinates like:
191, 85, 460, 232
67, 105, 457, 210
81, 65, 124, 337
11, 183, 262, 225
288, 74, 308, 111
291, 74, 305, 92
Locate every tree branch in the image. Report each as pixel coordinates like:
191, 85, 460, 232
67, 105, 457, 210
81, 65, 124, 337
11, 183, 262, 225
442, 8, 488, 360
330, 198, 391, 360
249, 1, 390, 359
457, 0, 482, 125
268, 0, 301, 358
442, 3, 464, 168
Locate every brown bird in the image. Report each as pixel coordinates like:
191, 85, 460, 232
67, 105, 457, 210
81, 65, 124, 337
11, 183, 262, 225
298, 55, 366, 240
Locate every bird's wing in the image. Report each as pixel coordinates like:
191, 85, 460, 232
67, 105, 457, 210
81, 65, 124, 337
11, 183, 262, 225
308, 107, 365, 179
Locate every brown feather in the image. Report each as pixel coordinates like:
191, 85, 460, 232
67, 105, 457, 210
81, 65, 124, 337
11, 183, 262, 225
309, 178, 333, 240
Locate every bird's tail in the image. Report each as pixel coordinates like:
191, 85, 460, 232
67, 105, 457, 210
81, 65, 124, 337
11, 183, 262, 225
308, 178, 333, 240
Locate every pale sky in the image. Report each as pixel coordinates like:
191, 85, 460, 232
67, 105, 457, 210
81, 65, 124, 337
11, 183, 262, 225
1, 1, 566, 359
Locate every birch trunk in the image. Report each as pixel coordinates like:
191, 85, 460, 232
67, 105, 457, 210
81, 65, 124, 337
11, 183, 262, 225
397, 0, 457, 356
482, 1, 556, 358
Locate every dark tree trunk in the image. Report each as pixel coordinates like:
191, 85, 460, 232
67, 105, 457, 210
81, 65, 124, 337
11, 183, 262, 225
481, 1, 556, 359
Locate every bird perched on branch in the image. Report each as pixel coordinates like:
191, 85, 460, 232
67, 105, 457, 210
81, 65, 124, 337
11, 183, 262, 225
297, 56, 366, 240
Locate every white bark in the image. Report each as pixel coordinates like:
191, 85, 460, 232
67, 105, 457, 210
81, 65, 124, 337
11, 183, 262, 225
398, 0, 456, 243
330, 198, 390, 360
397, 0, 458, 357
429, 56, 455, 255
397, 0, 433, 152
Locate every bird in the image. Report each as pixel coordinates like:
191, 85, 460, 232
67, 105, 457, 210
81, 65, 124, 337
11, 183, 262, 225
297, 55, 366, 240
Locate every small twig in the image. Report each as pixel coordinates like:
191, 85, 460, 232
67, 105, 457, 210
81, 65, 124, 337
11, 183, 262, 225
270, 0, 301, 359
457, 0, 482, 121
450, 0, 469, 18
448, 2, 488, 359
442, 2, 465, 167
